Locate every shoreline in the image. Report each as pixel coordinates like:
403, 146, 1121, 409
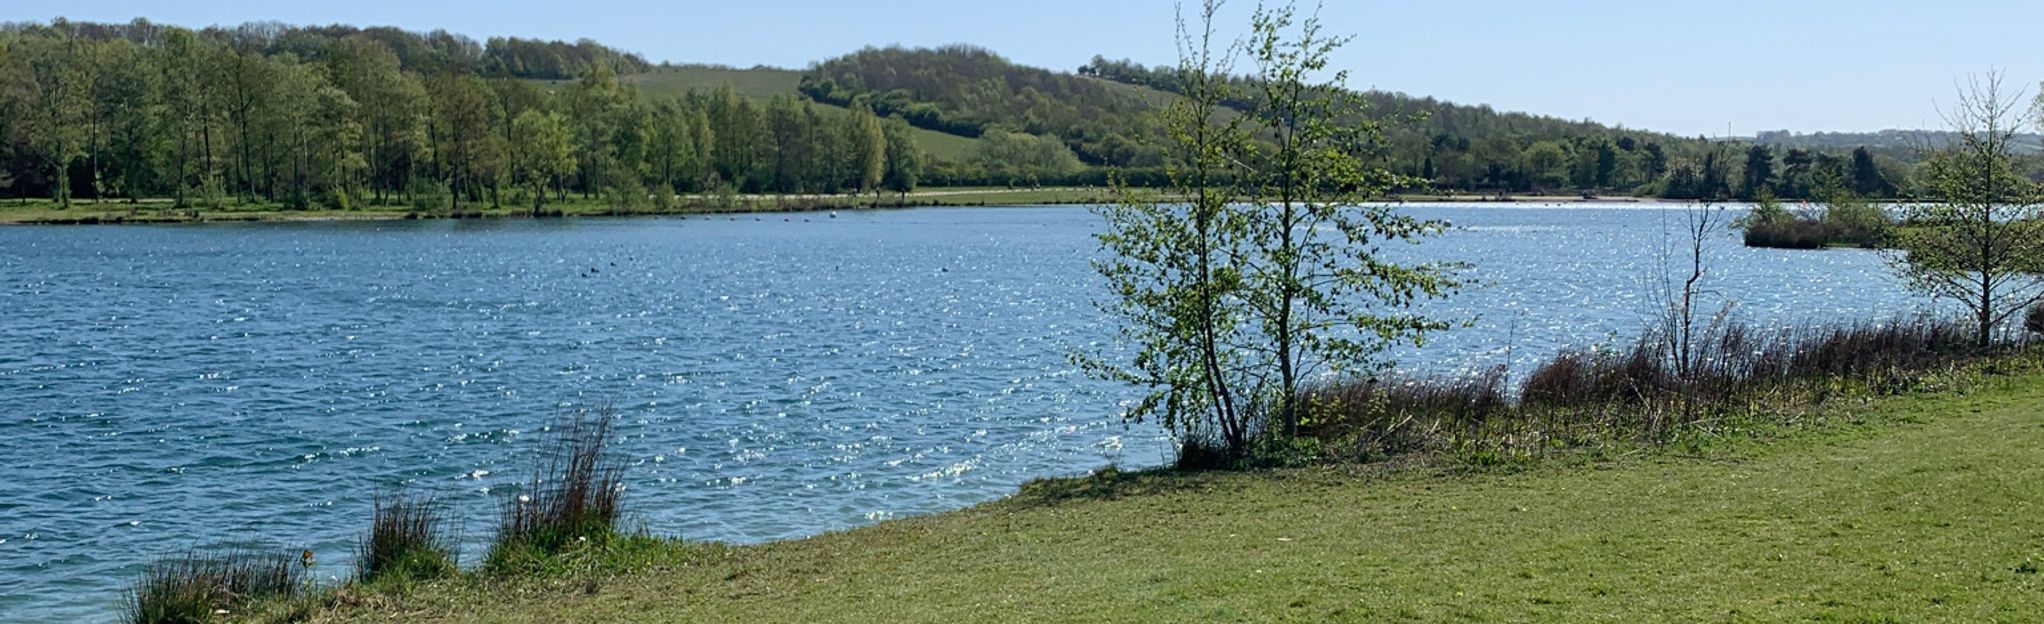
283, 358, 2044, 623
0, 188, 1116, 226
0, 189, 1716, 226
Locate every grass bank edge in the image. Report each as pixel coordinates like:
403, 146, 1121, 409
211, 341, 2044, 624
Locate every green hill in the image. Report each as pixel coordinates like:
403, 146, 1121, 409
567, 65, 984, 162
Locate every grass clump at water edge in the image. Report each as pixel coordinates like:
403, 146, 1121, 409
126, 548, 309, 624
484, 410, 628, 573
355, 494, 459, 587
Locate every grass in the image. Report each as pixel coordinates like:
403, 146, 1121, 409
129, 548, 308, 624
484, 411, 627, 573
355, 495, 458, 588
280, 353, 2044, 623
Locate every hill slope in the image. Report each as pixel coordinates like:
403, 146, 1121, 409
533, 66, 982, 162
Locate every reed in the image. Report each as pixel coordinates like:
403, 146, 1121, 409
127, 548, 306, 624
356, 493, 458, 586
487, 410, 626, 569
1294, 316, 1991, 464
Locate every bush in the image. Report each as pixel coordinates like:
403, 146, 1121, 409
128, 549, 306, 624
356, 494, 458, 586
487, 411, 626, 569
1818, 187, 1890, 248
1742, 218, 1829, 249
2027, 304, 2044, 336
1739, 187, 1891, 250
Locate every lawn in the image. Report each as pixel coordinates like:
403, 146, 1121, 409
305, 368, 2044, 623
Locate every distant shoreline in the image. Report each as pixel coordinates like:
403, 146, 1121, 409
0, 187, 1113, 226
0, 189, 1753, 226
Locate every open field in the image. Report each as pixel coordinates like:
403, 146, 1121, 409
294, 364, 2044, 623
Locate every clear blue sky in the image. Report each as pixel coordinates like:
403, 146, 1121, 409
9, 0, 2041, 137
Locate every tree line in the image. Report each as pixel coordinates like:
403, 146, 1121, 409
1083, 54, 1919, 199
0, 19, 923, 211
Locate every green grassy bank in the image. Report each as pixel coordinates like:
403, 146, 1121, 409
269, 363, 2044, 623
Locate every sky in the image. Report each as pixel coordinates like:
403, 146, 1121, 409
9, 0, 2043, 137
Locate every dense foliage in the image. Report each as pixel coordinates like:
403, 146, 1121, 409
0, 19, 918, 210
1086, 2, 1455, 463
801, 45, 1165, 168
1083, 54, 1914, 199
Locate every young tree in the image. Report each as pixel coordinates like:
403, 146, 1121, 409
511, 109, 572, 215
1087, 0, 1258, 458
220, 46, 275, 201
706, 84, 763, 191
427, 72, 497, 210
1239, 3, 1457, 438
689, 104, 716, 191
325, 36, 423, 204
94, 38, 164, 204
1890, 73, 2044, 347
763, 96, 808, 193
881, 117, 921, 198
15, 33, 88, 207
564, 65, 626, 199
647, 98, 695, 196
1653, 201, 1729, 386
848, 103, 886, 196
307, 80, 365, 206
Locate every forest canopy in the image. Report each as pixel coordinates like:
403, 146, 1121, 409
0, 17, 1953, 210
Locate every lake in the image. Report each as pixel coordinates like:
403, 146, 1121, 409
0, 204, 1930, 622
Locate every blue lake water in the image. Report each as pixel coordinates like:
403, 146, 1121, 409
0, 204, 1931, 622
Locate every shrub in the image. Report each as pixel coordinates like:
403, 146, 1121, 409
1742, 218, 1829, 249
128, 549, 306, 624
356, 494, 458, 586
1739, 187, 1891, 250
2026, 304, 2044, 336
1818, 187, 1890, 248
487, 411, 626, 569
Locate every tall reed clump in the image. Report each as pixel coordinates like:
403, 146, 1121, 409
1298, 316, 1994, 463
127, 548, 307, 624
486, 411, 626, 569
1296, 367, 1510, 462
356, 494, 458, 586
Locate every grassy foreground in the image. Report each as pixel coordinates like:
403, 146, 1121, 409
293, 368, 2044, 623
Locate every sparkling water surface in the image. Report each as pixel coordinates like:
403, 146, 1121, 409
0, 204, 1926, 622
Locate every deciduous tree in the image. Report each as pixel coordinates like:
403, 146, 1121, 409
1890, 73, 2044, 347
